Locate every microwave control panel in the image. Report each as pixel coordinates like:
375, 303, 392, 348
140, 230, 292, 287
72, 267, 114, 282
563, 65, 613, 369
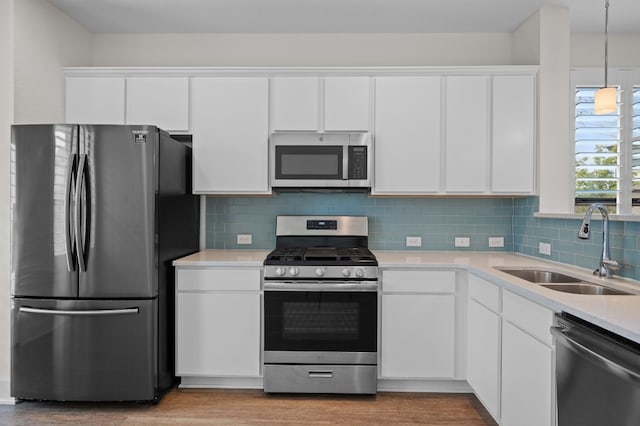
348, 146, 368, 180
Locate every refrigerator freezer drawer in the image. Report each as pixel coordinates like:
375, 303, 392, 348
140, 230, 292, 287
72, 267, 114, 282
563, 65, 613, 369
11, 298, 158, 402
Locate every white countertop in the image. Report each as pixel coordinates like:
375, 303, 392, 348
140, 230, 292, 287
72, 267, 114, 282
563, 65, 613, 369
173, 249, 640, 344
173, 249, 270, 267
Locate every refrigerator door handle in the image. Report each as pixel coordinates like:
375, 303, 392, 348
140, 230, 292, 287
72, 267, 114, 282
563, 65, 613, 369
75, 153, 87, 272
19, 306, 140, 316
64, 153, 77, 272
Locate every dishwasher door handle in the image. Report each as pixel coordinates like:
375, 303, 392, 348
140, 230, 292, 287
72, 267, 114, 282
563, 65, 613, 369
551, 326, 640, 384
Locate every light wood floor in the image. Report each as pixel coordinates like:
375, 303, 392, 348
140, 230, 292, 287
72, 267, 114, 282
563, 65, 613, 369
0, 388, 498, 425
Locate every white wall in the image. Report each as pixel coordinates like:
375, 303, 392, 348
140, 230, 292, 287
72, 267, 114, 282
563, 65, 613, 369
13, 0, 92, 123
537, 7, 572, 214
3, 0, 92, 403
91, 33, 514, 67
0, 0, 14, 404
511, 10, 540, 65
571, 34, 640, 67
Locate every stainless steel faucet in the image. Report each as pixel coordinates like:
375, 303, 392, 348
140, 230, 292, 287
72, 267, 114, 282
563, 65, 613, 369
578, 203, 620, 277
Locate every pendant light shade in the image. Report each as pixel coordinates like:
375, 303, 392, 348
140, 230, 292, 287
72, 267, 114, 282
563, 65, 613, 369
595, 0, 615, 114
594, 87, 617, 114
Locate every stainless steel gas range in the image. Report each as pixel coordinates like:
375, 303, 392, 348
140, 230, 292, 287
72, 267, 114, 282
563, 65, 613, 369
263, 215, 378, 394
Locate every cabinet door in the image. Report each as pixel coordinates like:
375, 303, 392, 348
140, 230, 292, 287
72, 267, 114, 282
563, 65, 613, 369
381, 293, 455, 378
126, 77, 189, 132
270, 76, 319, 131
467, 299, 500, 420
373, 76, 442, 194
324, 76, 370, 131
65, 77, 125, 124
492, 75, 536, 193
176, 292, 261, 377
501, 321, 554, 426
445, 76, 489, 192
191, 76, 270, 194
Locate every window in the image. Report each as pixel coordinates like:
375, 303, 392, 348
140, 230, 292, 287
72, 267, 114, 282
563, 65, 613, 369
574, 87, 620, 213
632, 86, 640, 213
573, 70, 640, 215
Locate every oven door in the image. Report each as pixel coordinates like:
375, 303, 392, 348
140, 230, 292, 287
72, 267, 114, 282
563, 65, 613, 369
264, 283, 377, 364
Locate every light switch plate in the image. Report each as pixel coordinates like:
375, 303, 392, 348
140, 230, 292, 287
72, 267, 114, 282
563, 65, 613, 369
488, 237, 504, 248
539, 242, 552, 256
406, 236, 422, 247
455, 237, 470, 247
237, 234, 252, 245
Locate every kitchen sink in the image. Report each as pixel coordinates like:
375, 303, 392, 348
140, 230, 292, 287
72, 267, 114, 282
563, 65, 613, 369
495, 267, 635, 296
497, 268, 582, 283
540, 283, 633, 296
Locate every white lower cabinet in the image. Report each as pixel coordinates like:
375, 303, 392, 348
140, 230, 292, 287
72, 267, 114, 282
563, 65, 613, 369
467, 298, 500, 419
175, 268, 261, 380
467, 275, 556, 426
501, 290, 555, 426
380, 270, 456, 379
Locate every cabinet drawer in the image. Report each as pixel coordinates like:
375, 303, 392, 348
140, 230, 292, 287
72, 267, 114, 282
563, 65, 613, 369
502, 290, 553, 346
176, 268, 261, 291
382, 270, 455, 293
468, 274, 500, 312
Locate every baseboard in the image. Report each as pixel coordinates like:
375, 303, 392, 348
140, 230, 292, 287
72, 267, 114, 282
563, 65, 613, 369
177, 376, 472, 394
178, 376, 264, 389
0, 379, 15, 405
376, 379, 473, 393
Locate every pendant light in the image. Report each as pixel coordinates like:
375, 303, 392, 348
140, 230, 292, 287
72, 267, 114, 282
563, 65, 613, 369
594, 0, 616, 114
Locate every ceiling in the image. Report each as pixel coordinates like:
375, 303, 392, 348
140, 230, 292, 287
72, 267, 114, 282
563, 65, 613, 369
48, 0, 639, 34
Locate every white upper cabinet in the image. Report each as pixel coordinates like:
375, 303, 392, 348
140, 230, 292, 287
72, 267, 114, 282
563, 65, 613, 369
491, 74, 536, 193
445, 76, 490, 193
191, 76, 270, 194
63, 67, 536, 195
270, 76, 370, 132
373, 76, 442, 194
126, 77, 190, 132
270, 77, 319, 131
65, 77, 126, 124
323, 76, 370, 131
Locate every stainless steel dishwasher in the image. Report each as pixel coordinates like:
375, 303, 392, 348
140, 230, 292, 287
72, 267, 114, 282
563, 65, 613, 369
551, 312, 640, 426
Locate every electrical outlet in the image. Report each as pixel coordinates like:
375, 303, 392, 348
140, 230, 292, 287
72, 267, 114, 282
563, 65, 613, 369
237, 234, 252, 245
406, 236, 422, 247
455, 237, 470, 247
539, 242, 552, 256
488, 237, 505, 248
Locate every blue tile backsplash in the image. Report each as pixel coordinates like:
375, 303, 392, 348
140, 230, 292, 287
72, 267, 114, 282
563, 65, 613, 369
205, 193, 514, 251
513, 197, 640, 281
205, 194, 640, 280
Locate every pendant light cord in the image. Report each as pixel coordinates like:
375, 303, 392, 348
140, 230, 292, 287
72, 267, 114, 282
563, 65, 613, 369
604, 0, 609, 88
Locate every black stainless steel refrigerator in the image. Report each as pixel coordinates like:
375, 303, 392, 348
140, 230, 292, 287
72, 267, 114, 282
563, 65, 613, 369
10, 124, 199, 402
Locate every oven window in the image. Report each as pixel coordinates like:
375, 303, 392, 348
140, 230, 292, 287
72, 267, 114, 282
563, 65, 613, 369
282, 301, 359, 340
264, 291, 376, 352
275, 146, 343, 179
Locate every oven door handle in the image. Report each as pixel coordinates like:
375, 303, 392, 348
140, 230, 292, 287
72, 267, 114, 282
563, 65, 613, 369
263, 281, 378, 292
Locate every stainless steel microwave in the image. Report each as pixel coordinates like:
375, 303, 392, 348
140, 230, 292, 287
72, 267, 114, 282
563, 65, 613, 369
269, 132, 371, 188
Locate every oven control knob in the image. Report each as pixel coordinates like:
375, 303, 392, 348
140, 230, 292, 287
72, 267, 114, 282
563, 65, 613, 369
288, 267, 299, 276
342, 268, 352, 277
275, 267, 286, 276
354, 268, 365, 278
315, 267, 325, 277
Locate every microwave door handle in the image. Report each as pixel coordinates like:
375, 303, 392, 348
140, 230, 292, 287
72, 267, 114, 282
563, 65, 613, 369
343, 144, 349, 180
